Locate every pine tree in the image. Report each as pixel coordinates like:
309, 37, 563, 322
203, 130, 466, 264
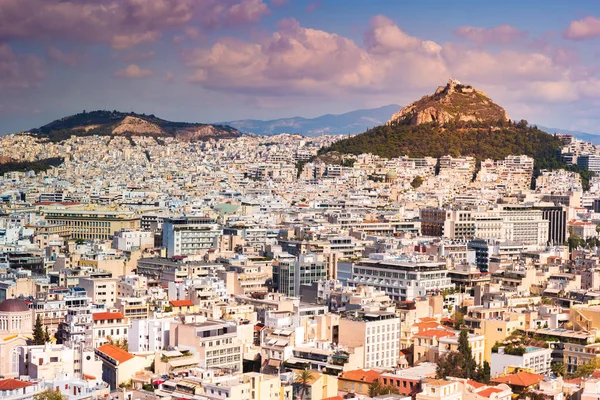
458, 330, 477, 379
33, 315, 46, 345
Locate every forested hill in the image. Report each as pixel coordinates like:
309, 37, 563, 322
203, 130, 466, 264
321, 119, 563, 170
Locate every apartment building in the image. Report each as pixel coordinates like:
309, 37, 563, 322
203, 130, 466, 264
92, 311, 128, 347
491, 346, 552, 377
338, 311, 400, 369
273, 253, 327, 297
162, 216, 222, 257
347, 257, 454, 302
128, 318, 172, 352
170, 318, 243, 372
78, 277, 117, 308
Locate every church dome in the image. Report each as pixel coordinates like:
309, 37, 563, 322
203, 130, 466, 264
0, 299, 29, 312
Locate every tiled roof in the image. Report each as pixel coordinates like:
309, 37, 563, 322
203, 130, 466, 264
478, 387, 505, 398
93, 312, 125, 321
339, 369, 380, 383
467, 380, 486, 389
416, 329, 455, 338
170, 299, 194, 307
96, 344, 134, 364
0, 379, 33, 390
490, 372, 543, 387
413, 321, 445, 332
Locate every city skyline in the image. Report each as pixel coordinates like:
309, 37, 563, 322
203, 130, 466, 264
2, 0, 600, 135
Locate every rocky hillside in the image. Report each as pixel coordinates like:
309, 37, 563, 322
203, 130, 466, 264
388, 79, 508, 125
28, 110, 240, 142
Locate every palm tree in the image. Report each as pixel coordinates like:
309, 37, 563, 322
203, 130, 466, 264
294, 369, 315, 400
551, 362, 566, 377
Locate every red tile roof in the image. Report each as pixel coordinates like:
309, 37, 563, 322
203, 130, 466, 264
169, 299, 194, 307
323, 397, 344, 400
467, 380, 486, 389
96, 344, 134, 364
339, 369, 380, 383
0, 379, 34, 390
478, 387, 505, 398
413, 321, 445, 332
490, 372, 544, 387
93, 312, 125, 321
416, 329, 456, 339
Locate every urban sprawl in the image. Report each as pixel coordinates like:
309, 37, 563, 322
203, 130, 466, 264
2, 132, 600, 400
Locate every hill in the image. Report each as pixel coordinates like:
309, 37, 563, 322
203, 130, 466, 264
28, 110, 240, 142
319, 79, 577, 179
388, 79, 508, 126
221, 104, 400, 136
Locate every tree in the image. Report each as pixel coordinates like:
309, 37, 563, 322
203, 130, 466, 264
436, 351, 466, 379
295, 369, 315, 400
369, 380, 400, 397
476, 361, 491, 383
572, 358, 600, 378
411, 176, 424, 189
34, 389, 63, 400
33, 314, 46, 345
458, 330, 477, 379
453, 310, 464, 330
551, 362, 566, 377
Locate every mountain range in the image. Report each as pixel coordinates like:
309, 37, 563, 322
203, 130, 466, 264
221, 104, 400, 136
223, 103, 600, 144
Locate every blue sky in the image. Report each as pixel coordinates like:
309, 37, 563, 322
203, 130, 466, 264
2, 0, 600, 134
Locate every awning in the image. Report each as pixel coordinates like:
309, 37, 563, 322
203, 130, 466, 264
268, 359, 281, 367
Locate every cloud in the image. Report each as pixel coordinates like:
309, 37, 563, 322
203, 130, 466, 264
0, 43, 46, 90
184, 15, 600, 109
122, 51, 156, 62
112, 31, 161, 50
564, 16, 600, 40
227, 0, 270, 24
46, 46, 82, 68
114, 64, 153, 78
0, 0, 270, 48
454, 24, 527, 45
270, 0, 288, 5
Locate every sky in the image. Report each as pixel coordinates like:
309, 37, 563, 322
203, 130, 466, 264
3, 0, 600, 135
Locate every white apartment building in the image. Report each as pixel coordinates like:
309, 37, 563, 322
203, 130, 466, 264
347, 256, 454, 302
338, 311, 400, 369
128, 318, 173, 353
162, 217, 222, 257
91, 310, 128, 347
490, 346, 552, 377
112, 229, 154, 251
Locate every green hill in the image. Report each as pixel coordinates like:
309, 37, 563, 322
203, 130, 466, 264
322, 119, 562, 169
28, 110, 240, 142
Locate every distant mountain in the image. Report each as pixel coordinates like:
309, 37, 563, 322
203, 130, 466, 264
28, 110, 240, 142
222, 104, 401, 136
320, 79, 564, 173
537, 125, 600, 145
